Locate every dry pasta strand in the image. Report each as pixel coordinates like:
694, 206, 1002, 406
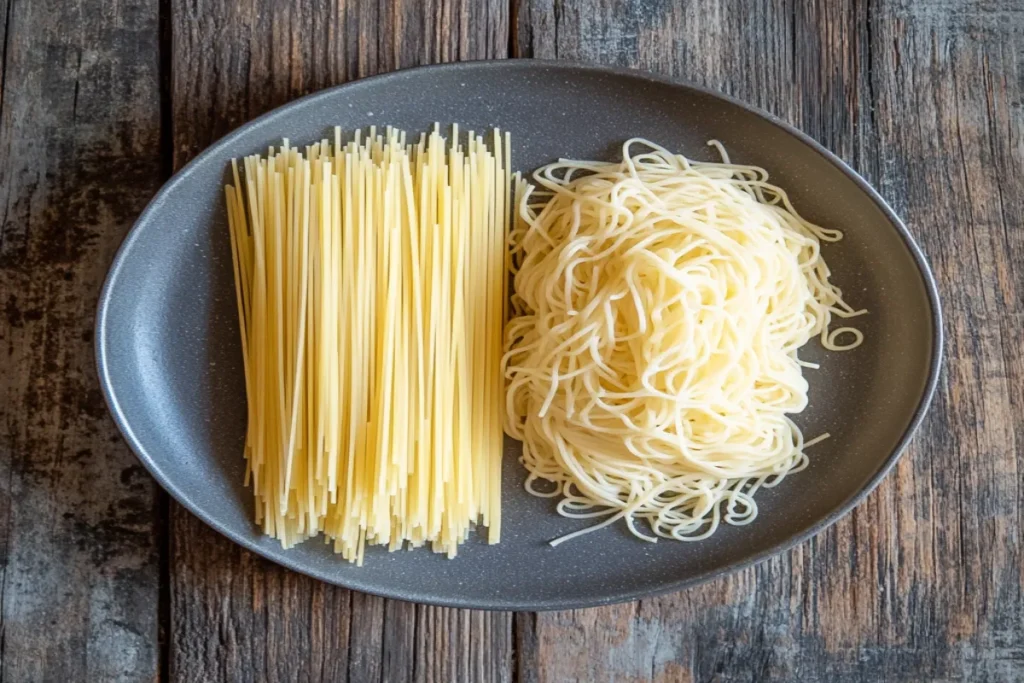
225, 126, 510, 563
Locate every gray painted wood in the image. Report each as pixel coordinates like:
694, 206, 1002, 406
0, 0, 163, 680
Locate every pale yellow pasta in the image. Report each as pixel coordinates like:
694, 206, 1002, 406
225, 126, 509, 563
503, 139, 866, 544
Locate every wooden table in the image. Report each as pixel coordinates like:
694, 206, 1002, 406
1, 0, 1021, 680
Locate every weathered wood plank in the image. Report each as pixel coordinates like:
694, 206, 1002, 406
0, 0, 9, 111
168, 1, 512, 681
416, 607, 514, 683
0, 0, 163, 680
869, 3, 1023, 680
515, 0, 1024, 681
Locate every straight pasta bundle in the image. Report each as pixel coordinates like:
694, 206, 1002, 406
224, 125, 510, 563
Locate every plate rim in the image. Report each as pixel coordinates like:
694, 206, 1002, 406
95, 59, 944, 611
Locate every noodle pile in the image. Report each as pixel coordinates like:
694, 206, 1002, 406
502, 139, 865, 544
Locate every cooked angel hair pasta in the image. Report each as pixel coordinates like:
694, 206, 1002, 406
502, 138, 866, 545
224, 125, 510, 563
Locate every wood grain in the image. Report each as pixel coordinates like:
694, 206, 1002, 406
0, 0, 163, 680
0, 0, 1009, 680
514, 0, 1024, 680
168, 1, 513, 681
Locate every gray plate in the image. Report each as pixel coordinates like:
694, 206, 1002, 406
96, 61, 942, 611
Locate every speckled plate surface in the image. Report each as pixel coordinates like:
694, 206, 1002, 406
96, 61, 941, 610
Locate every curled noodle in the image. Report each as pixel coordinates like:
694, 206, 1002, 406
503, 139, 866, 544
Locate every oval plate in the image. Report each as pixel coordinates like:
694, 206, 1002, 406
96, 61, 941, 610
